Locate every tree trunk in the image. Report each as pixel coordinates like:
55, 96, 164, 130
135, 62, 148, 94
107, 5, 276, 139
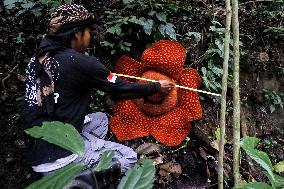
232, 0, 241, 186
218, 0, 232, 188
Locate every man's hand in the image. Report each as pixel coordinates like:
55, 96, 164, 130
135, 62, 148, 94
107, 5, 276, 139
159, 80, 175, 94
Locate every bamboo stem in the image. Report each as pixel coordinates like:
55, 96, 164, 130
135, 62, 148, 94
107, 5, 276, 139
218, 0, 232, 188
113, 73, 222, 97
232, 0, 241, 186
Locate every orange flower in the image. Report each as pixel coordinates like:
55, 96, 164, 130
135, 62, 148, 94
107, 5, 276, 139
110, 40, 202, 146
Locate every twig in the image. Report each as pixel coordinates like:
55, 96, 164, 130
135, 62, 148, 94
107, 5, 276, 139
113, 73, 222, 97
1, 64, 19, 98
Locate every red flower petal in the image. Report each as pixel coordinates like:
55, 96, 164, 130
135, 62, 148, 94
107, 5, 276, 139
141, 40, 186, 80
150, 108, 191, 146
115, 55, 143, 82
109, 100, 150, 141
133, 71, 178, 116
177, 68, 202, 121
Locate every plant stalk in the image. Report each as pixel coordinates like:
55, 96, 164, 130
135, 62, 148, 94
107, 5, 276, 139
218, 0, 232, 188
232, 0, 241, 186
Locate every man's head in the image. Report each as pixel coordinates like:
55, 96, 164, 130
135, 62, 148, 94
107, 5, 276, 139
49, 4, 98, 53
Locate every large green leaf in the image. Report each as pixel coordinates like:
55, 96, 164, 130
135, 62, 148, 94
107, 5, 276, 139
25, 163, 86, 189
93, 151, 115, 172
234, 182, 274, 189
118, 160, 155, 189
240, 137, 275, 183
25, 121, 84, 156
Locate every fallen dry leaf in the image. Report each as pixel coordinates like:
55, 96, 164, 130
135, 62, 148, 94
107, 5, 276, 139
135, 143, 162, 155
159, 161, 182, 178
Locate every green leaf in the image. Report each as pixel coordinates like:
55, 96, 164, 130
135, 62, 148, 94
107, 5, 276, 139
123, 0, 135, 5
4, 0, 16, 9
155, 13, 167, 22
274, 174, 284, 188
265, 172, 284, 188
240, 137, 275, 183
25, 121, 84, 156
107, 24, 122, 35
118, 160, 155, 189
165, 23, 176, 40
185, 32, 201, 43
140, 18, 154, 35
274, 161, 284, 173
21, 1, 35, 9
25, 163, 86, 189
93, 151, 115, 172
234, 182, 274, 189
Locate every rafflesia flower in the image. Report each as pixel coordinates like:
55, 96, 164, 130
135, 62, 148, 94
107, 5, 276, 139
110, 40, 202, 146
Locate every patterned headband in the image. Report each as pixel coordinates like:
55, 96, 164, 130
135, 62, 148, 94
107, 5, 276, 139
49, 4, 95, 33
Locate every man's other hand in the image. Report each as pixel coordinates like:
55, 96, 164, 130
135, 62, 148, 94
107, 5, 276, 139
159, 80, 175, 94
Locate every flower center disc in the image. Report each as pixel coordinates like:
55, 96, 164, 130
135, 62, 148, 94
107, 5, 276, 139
133, 71, 178, 116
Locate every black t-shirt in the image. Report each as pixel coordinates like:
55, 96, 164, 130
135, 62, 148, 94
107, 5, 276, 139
23, 48, 161, 166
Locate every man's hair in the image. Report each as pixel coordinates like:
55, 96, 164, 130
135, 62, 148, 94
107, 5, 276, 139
63, 25, 89, 45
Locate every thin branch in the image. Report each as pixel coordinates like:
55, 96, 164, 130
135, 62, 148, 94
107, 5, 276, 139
232, 0, 241, 186
1, 64, 20, 98
218, 0, 232, 188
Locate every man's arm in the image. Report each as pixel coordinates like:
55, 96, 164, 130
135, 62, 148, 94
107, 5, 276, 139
72, 55, 173, 99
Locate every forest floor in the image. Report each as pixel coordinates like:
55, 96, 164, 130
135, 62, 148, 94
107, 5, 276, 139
0, 1, 283, 189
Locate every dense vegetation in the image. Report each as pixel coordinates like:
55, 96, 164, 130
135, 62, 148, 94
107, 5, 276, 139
0, 0, 283, 188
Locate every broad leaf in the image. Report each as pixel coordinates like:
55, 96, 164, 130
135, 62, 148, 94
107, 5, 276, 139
185, 32, 201, 43
4, 0, 16, 9
140, 18, 154, 35
25, 163, 86, 189
107, 24, 122, 35
274, 161, 284, 173
155, 13, 167, 22
25, 121, 84, 156
165, 23, 176, 40
265, 172, 284, 188
93, 151, 115, 172
118, 160, 155, 189
240, 137, 275, 183
234, 182, 274, 189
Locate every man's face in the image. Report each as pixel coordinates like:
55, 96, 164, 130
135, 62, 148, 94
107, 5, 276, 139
74, 27, 91, 53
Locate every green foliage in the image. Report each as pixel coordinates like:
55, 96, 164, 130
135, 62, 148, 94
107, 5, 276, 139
274, 161, 284, 173
25, 163, 86, 189
234, 182, 274, 189
118, 159, 155, 189
262, 89, 283, 113
4, 0, 72, 17
25, 121, 156, 189
101, 0, 179, 55
201, 21, 234, 98
256, 1, 284, 19
239, 136, 284, 189
93, 151, 115, 172
25, 121, 84, 156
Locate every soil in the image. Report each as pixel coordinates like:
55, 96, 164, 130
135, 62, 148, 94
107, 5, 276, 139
1, 1, 283, 189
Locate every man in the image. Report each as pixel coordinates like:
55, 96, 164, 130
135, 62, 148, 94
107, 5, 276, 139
23, 3, 173, 181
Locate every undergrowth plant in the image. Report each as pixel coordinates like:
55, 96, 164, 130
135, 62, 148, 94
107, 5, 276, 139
200, 21, 234, 102
101, 0, 179, 55
262, 89, 283, 113
24, 121, 155, 189
235, 136, 284, 189
4, 0, 73, 17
